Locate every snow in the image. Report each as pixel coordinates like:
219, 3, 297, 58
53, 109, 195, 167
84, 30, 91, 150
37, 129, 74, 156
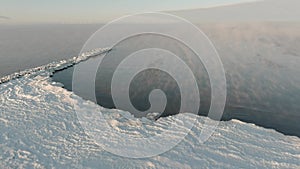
0, 74, 299, 168
0, 5, 299, 167
0, 47, 111, 84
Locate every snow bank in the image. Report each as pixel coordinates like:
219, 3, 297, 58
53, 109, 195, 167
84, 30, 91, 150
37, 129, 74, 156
0, 75, 299, 168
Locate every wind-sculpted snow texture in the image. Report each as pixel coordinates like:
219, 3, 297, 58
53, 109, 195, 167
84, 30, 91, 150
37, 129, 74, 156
0, 73, 299, 168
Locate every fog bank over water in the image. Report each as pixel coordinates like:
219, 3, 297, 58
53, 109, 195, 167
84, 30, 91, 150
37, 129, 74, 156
170, 0, 300, 22
52, 21, 300, 137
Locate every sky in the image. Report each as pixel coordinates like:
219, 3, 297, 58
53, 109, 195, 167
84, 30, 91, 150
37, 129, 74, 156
0, 0, 259, 24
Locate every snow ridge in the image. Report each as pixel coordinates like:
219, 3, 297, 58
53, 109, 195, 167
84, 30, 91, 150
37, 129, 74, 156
0, 72, 299, 168
0, 48, 111, 84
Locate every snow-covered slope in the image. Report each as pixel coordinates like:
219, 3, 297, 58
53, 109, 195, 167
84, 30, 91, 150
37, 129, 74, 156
0, 69, 299, 168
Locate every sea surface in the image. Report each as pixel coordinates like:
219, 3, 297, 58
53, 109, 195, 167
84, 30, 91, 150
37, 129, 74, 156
0, 45, 299, 168
0, 23, 299, 168
52, 22, 300, 137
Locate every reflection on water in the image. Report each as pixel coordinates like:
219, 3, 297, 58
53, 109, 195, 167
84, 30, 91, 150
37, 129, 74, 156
52, 54, 300, 138
53, 23, 300, 137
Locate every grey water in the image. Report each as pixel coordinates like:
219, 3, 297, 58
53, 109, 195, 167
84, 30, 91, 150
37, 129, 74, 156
51, 50, 300, 137
0, 24, 101, 78
0, 24, 299, 137
52, 23, 300, 137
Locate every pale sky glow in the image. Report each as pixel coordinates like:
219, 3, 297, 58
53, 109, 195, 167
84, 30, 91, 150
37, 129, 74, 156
0, 0, 260, 24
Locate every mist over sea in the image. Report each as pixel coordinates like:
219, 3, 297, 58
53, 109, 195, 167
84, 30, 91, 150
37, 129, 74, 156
1, 22, 299, 137
48, 22, 300, 137
0, 24, 101, 78
0, 20, 299, 169
1, 0, 300, 168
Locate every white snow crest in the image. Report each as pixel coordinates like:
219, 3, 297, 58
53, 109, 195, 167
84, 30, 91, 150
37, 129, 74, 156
0, 73, 299, 168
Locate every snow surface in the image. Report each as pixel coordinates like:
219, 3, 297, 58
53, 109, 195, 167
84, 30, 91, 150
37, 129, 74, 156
0, 62, 299, 168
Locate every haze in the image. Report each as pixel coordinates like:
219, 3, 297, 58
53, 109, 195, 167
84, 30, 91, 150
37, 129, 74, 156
0, 0, 259, 24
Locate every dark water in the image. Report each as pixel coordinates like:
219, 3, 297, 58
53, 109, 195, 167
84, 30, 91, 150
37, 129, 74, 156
50, 23, 300, 138
1, 23, 298, 137
52, 46, 300, 138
